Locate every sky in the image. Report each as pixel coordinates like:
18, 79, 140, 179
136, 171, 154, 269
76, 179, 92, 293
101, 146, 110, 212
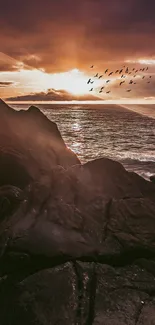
1, 0, 155, 103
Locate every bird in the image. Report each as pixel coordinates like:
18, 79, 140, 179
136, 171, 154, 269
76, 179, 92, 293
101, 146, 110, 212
115, 69, 119, 73
99, 90, 103, 93
101, 86, 104, 90
129, 72, 131, 74
142, 76, 145, 79
89, 88, 93, 91
146, 67, 149, 70
87, 78, 91, 84
121, 75, 124, 78
133, 75, 136, 77
125, 68, 129, 73
142, 68, 145, 72
90, 80, 94, 84
119, 69, 123, 74
105, 69, 109, 73
129, 80, 133, 84
98, 75, 103, 79
90, 65, 94, 68
106, 80, 110, 83
120, 81, 125, 86
132, 68, 135, 71
106, 91, 111, 93
94, 73, 98, 78
134, 82, 136, 84
135, 70, 138, 73
149, 76, 152, 78
108, 72, 113, 76
127, 89, 131, 92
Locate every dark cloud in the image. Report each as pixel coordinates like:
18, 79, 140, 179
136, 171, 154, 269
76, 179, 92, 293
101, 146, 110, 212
7, 88, 101, 101
0, 1, 155, 73
0, 81, 14, 87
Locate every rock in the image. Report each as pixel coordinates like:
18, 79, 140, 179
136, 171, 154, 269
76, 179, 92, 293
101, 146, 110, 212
150, 175, 155, 183
0, 99, 80, 189
0, 99, 155, 324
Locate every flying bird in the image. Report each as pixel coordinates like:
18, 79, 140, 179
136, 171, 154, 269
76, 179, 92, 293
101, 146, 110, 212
105, 69, 109, 73
87, 78, 91, 84
142, 76, 145, 79
90, 80, 94, 84
99, 90, 103, 93
94, 73, 98, 78
98, 75, 103, 79
115, 70, 119, 73
132, 68, 135, 71
101, 86, 104, 90
119, 69, 123, 74
89, 88, 93, 91
146, 67, 149, 70
106, 91, 111, 93
106, 80, 110, 83
108, 72, 113, 76
120, 81, 125, 86
90, 65, 94, 68
129, 80, 133, 84
121, 75, 124, 78
127, 89, 131, 92
125, 68, 129, 73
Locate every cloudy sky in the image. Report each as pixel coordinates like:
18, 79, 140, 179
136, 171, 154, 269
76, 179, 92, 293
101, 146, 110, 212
1, 0, 155, 102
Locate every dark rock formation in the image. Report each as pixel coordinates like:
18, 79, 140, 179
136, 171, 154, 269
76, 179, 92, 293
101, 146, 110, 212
0, 99, 155, 324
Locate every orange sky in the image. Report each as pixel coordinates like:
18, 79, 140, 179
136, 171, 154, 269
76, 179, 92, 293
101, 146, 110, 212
1, 0, 155, 103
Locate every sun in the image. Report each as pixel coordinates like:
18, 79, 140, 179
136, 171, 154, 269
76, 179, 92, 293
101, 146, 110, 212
55, 68, 92, 95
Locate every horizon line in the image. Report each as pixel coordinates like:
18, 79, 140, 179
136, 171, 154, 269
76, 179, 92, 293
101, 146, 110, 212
6, 99, 155, 105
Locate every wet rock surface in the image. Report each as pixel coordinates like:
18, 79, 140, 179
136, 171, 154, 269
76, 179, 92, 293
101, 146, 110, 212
0, 100, 155, 324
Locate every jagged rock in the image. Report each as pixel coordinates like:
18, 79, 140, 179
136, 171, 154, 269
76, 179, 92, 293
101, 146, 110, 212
0, 99, 155, 324
0, 99, 80, 188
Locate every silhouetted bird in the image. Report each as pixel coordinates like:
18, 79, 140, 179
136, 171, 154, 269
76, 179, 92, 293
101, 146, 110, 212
87, 79, 91, 84
101, 86, 104, 90
106, 91, 111, 93
129, 72, 131, 74
146, 67, 149, 70
106, 80, 110, 83
132, 68, 135, 71
134, 82, 136, 84
127, 89, 131, 92
94, 73, 98, 78
121, 75, 124, 78
119, 69, 123, 73
142, 76, 145, 79
98, 75, 103, 79
120, 81, 125, 86
89, 88, 93, 91
90, 81, 94, 84
125, 68, 129, 73
135, 70, 138, 73
99, 90, 102, 93
115, 70, 119, 73
105, 69, 108, 73
133, 75, 136, 77
142, 68, 145, 71
129, 80, 133, 84
90, 65, 94, 68
108, 72, 113, 76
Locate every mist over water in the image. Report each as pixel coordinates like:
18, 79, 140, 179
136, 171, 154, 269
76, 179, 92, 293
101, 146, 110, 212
11, 103, 155, 179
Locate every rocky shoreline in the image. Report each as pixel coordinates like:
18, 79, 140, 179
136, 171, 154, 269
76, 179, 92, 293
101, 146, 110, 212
0, 99, 155, 324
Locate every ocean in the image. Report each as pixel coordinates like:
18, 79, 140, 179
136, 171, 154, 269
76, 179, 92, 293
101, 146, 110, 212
10, 103, 155, 180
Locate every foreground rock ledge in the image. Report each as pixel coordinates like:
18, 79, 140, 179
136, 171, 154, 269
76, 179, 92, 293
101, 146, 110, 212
0, 99, 155, 325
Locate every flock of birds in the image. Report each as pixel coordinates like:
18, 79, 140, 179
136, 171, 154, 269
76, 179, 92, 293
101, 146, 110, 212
87, 65, 152, 95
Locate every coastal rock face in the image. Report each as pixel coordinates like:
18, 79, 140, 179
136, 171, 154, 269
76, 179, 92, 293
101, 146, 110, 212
0, 99, 80, 188
0, 100, 155, 324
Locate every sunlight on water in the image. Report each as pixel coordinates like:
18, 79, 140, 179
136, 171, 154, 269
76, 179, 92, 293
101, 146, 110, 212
11, 103, 155, 179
